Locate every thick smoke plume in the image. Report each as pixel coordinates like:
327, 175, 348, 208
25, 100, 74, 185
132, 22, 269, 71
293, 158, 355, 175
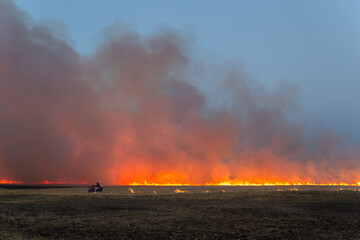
0, 0, 359, 184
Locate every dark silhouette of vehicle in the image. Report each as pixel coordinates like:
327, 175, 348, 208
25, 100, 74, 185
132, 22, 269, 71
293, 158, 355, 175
88, 182, 103, 193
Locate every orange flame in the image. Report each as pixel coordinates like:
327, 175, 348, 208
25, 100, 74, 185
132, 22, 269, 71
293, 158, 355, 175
1, 2, 360, 192
125, 179, 360, 186
2, 177, 360, 187
0, 179, 24, 184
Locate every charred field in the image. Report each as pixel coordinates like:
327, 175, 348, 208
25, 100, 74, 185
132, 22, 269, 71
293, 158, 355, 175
1, 186, 360, 240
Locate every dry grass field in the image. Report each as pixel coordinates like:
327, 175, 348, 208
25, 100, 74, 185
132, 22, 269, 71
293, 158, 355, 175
1, 185, 360, 239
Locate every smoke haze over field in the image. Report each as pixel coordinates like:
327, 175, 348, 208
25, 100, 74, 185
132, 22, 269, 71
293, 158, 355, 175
0, 0, 359, 184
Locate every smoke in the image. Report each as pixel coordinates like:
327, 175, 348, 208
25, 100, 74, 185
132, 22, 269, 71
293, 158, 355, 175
0, 0, 359, 184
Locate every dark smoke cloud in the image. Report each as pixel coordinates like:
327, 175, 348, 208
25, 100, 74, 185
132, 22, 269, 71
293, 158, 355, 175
0, 0, 359, 184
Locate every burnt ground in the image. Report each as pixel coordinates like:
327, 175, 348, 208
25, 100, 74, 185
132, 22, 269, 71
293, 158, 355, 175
1, 186, 360, 239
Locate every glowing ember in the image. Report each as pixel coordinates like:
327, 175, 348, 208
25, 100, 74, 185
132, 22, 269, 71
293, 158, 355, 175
128, 188, 135, 194
174, 188, 188, 193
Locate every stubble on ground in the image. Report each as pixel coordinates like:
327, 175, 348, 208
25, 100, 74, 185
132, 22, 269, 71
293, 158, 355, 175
1, 186, 360, 239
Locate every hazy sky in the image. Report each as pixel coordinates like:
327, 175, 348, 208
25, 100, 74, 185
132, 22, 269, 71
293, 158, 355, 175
14, 0, 360, 140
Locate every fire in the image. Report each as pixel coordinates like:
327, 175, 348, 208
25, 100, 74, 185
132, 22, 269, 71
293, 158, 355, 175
128, 188, 135, 194
174, 188, 188, 193
124, 179, 360, 186
1, 1, 360, 192
2, 177, 360, 187
0, 179, 23, 184
0, 179, 88, 185
117, 175, 360, 187
130, 180, 190, 186
35, 180, 88, 185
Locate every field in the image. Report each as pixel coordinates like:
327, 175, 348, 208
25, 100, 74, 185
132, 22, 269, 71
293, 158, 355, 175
1, 185, 360, 239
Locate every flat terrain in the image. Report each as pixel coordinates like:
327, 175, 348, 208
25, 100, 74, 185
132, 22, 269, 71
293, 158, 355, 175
1, 186, 360, 239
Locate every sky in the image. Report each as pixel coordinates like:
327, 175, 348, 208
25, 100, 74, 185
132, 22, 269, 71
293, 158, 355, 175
14, 0, 360, 141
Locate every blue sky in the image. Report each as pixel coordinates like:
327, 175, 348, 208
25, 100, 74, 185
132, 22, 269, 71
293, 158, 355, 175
15, 0, 360, 140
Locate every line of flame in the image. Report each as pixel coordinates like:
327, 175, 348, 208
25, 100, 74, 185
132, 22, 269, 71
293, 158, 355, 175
0, 179, 88, 184
0, 179, 24, 184
129, 180, 360, 186
2, 178, 360, 186
35, 180, 89, 184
